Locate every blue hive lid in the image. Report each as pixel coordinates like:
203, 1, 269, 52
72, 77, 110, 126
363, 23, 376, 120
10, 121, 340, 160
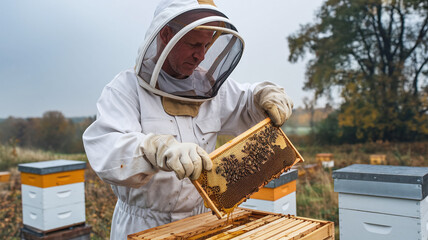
333, 164, 428, 200
264, 169, 298, 188
333, 164, 428, 184
18, 159, 86, 175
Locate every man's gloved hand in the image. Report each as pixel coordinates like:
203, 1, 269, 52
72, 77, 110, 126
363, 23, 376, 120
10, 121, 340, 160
141, 133, 212, 180
254, 82, 294, 127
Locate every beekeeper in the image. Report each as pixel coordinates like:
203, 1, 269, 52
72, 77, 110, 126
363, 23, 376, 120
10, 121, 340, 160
83, 0, 293, 239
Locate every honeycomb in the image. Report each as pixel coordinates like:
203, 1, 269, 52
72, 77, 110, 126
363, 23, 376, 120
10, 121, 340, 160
194, 118, 303, 217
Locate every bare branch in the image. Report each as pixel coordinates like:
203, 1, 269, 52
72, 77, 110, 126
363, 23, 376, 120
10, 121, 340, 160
357, 22, 375, 75
350, 51, 370, 77
413, 56, 428, 96
391, 4, 405, 59
370, 7, 387, 73
377, 5, 393, 75
405, 15, 428, 59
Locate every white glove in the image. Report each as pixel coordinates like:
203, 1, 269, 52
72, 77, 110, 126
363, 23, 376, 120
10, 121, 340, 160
141, 133, 212, 180
254, 82, 294, 127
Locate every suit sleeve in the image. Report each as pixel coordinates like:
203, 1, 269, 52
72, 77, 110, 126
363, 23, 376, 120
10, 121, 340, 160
217, 78, 267, 136
83, 74, 157, 188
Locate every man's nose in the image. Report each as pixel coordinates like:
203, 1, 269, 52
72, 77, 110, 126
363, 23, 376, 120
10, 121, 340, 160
192, 46, 206, 61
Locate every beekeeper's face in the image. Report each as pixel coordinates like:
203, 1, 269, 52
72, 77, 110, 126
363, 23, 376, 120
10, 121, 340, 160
136, 8, 244, 101
160, 27, 214, 79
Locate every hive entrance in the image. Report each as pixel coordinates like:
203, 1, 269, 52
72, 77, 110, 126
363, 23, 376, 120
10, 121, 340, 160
193, 118, 303, 218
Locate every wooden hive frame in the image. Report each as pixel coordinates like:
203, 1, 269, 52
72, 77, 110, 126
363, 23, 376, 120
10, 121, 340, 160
128, 208, 334, 240
193, 118, 304, 219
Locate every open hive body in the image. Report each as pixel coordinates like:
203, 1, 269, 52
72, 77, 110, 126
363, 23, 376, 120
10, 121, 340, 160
194, 118, 304, 218
128, 208, 334, 240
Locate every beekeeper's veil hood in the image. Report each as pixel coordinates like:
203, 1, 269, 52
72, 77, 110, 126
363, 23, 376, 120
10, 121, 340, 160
136, 0, 244, 102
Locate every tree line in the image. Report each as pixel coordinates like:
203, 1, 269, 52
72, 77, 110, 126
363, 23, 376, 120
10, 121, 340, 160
0, 111, 94, 153
3, 1, 428, 150
288, 0, 428, 142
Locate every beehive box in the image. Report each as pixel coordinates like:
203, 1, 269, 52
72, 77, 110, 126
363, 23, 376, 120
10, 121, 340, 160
292, 164, 319, 178
128, 208, 334, 239
193, 118, 303, 218
316, 153, 334, 168
239, 169, 298, 215
333, 164, 428, 240
369, 154, 386, 165
0, 171, 10, 183
19, 160, 87, 232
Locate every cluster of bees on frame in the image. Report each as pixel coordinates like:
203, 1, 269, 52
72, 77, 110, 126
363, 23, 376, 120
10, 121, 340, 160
215, 126, 280, 186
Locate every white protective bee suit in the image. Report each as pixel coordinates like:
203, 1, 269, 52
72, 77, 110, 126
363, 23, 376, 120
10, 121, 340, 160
83, 0, 293, 239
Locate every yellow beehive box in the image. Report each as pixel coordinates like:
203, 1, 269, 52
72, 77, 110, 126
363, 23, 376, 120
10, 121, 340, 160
19, 160, 86, 188
249, 168, 298, 201
18, 160, 87, 232
250, 180, 296, 201
316, 153, 334, 168
0, 171, 10, 183
370, 154, 386, 165
20, 169, 85, 188
316, 153, 333, 162
239, 169, 299, 215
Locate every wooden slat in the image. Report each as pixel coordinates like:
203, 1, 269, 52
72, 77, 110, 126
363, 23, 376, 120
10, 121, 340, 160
323, 237, 334, 240
131, 209, 252, 240
282, 132, 304, 162
134, 213, 216, 238
160, 209, 249, 240
168, 212, 253, 240
286, 215, 329, 224
185, 224, 236, 240
270, 221, 313, 240
192, 179, 223, 219
252, 220, 308, 240
208, 118, 271, 159
206, 215, 282, 240
299, 221, 334, 240
232, 218, 297, 240
288, 222, 320, 240
276, 222, 320, 240
129, 212, 221, 239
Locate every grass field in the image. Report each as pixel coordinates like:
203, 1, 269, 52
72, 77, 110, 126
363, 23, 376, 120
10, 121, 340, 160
0, 140, 427, 239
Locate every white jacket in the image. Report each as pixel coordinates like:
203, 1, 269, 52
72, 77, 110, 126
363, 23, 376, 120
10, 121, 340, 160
83, 69, 266, 239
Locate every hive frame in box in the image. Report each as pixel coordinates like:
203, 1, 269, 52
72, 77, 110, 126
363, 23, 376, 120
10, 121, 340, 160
128, 208, 334, 239
192, 118, 304, 219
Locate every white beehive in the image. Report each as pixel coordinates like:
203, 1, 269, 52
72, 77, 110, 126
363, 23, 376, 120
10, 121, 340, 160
333, 164, 428, 240
316, 153, 335, 168
18, 160, 86, 232
239, 168, 298, 215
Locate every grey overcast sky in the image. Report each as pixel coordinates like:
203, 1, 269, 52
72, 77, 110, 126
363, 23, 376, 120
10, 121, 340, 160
0, 0, 327, 118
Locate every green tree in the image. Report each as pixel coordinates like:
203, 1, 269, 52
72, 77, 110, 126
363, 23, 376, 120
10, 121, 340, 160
0, 112, 93, 153
23, 118, 41, 148
68, 116, 95, 153
0, 117, 24, 144
39, 111, 74, 152
288, 0, 428, 141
